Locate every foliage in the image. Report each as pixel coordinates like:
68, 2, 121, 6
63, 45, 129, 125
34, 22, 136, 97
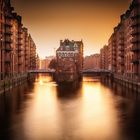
49, 59, 57, 69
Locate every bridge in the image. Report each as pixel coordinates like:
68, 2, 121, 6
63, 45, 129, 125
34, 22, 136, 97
29, 69, 55, 73
82, 69, 110, 76
29, 69, 111, 76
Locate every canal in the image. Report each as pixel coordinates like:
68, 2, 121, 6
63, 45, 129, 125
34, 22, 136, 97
0, 74, 140, 140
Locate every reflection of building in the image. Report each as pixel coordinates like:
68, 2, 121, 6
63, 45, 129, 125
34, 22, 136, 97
56, 39, 84, 83
0, 0, 38, 80
84, 54, 100, 70
100, 0, 140, 82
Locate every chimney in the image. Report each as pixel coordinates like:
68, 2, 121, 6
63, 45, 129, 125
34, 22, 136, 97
60, 40, 63, 45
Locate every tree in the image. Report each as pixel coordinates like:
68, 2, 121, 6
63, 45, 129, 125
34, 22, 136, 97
49, 59, 57, 69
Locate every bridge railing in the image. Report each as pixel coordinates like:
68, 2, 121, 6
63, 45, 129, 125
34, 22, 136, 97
82, 69, 110, 73
29, 69, 56, 73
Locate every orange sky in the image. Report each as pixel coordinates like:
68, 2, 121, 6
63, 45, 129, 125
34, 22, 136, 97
11, 0, 131, 58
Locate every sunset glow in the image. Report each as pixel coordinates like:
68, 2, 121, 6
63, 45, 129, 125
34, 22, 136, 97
11, 0, 131, 58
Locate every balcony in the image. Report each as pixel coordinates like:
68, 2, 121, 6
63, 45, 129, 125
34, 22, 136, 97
18, 53, 22, 57
131, 10, 140, 19
119, 42, 124, 46
5, 45, 12, 51
5, 38, 12, 44
131, 45, 140, 52
18, 37, 22, 40
131, 37, 140, 44
25, 56, 28, 60
5, 14, 13, 19
18, 46, 22, 51
131, 31, 140, 36
119, 60, 124, 65
5, 22, 12, 27
118, 47, 124, 51
25, 52, 28, 55
119, 53, 124, 58
5, 55, 11, 63
5, 31, 12, 35
131, 14, 140, 19
131, 19, 140, 27
131, 57, 139, 64
131, 23, 140, 27
18, 59, 22, 65
18, 30, 22, 34
17, 42, 22, 46
131, 29, 140, 36
5, 28, 12, 35
18, 51, 24, 57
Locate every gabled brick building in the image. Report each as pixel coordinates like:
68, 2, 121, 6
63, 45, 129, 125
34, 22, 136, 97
56, 39, 84, 82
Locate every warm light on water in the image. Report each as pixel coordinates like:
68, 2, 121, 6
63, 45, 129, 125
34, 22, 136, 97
0, 74, 140, 140
81, 80, 120, 140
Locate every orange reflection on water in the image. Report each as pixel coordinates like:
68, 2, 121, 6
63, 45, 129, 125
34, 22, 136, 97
37, 74, 53, 85
79, 76, 120, 140
18, 75, 123, 140
24, 74, 61, 139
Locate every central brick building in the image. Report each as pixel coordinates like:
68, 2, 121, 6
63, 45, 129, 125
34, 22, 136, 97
56, 39, 84, 83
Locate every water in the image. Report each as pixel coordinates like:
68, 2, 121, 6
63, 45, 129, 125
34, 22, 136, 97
0, 74, 140, 140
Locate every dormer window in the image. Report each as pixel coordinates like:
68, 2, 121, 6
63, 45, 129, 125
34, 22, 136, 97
66, 45, 70, 51
74, 43, 79, 50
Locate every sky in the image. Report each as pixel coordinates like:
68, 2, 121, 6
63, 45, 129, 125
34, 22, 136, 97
11, 0, 131, 58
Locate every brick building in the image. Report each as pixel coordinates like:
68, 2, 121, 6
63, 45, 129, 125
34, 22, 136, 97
0, 0, 38, 80
84, 54, 100, 70
0, 0, 4, 79
28, 35, 36, 71
100, 45, 109, 70
130, 0, 140, 80
39, 56, 54, 70
22, 27, 29, 72
56, 39, 84, 82
100, 0, 140, 82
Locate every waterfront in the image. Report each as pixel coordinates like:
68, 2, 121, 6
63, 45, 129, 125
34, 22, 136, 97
0, 74, 140, 140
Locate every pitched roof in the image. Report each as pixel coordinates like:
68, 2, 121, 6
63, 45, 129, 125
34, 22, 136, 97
57, 39, 82, 51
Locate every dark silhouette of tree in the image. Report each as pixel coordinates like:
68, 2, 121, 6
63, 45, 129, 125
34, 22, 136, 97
49, 59, 57, 69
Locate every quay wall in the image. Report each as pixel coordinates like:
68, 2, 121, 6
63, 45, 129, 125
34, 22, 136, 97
0, 73, 35, 94
101, 73, 140, 93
